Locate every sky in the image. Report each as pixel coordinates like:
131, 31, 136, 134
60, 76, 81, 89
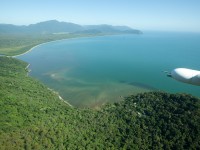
0, 0, 200, 32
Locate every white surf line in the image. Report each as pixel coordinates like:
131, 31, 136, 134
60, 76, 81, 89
47, 88, 73, 107
24, 64, 72, 107
11, 34, 110, 57
25, 64, 31, 76
12, 37, 92, 57
12, 41, 52, 57
58, 95, 73, 107
25, 64, 30, 70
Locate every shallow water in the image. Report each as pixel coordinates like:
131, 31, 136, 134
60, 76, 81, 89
17, 32, 200, 107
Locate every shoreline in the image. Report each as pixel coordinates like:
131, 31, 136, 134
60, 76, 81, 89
24, 62, 73, 107
12, 44, 42, 57
12, 34, 114, 108
25, 64, 31, 76
11, 33, 144, 108
12, 39, 64, 57
11, 34, 113, 58
47, 87, 73, 107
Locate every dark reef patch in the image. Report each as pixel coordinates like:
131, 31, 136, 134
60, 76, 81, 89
119, 80, 157, 90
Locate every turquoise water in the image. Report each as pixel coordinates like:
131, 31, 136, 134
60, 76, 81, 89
17, 32, 200, 107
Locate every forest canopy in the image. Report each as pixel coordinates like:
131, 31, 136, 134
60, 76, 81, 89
0, 56, 200, 149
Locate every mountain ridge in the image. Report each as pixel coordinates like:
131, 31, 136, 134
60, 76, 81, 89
0, 20, 142, 34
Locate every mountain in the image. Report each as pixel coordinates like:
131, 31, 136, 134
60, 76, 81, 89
0, 20, 142, 34
28, 20, 83, 33
0, 24, 27, 33
80, 24, 142, 34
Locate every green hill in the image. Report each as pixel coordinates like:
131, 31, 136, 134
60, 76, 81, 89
0, 56, 200, 149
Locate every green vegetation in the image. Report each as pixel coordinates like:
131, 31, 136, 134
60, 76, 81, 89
0, 56, 199, 149
0, 33, 105, 56
0, 20, 141, 56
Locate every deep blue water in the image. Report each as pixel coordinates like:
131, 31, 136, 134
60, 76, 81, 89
17, 32, 200, 107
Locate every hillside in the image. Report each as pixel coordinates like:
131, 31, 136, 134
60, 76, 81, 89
0, 56, 199, 149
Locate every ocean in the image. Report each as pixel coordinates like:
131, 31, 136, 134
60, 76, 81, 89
17, 32, 200, 108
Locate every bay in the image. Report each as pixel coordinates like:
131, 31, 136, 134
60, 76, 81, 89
17, 32, 200, 108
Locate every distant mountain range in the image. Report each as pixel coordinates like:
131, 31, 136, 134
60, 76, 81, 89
0, 20, 142, 34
